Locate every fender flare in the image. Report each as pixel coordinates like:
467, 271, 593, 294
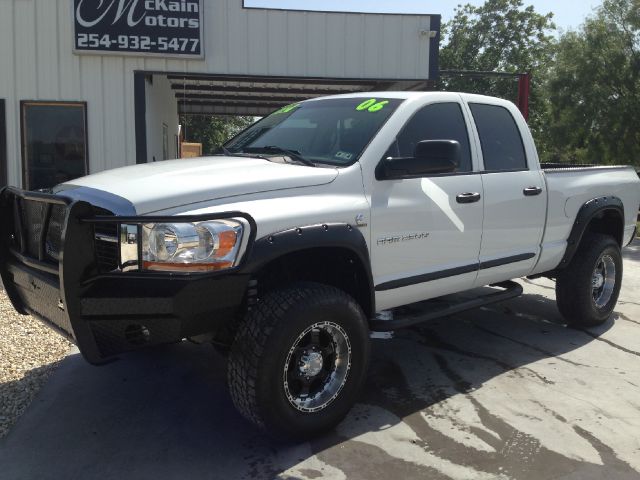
558, 196, 624, 269
241, 223, 375, 315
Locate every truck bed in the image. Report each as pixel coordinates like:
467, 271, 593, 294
541, 163, 638, 172
530, 164, 640, 275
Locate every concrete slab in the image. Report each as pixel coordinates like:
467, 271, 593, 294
2, 242, 640, 480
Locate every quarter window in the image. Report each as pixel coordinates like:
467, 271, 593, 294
469, 104, 527, 171
21, 101, 88, 190
390, 103, 472, 173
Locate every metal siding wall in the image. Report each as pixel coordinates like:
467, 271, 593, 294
0, 0, 435, 186
344, 15, 365, 78
0, 0, 141, 186
363, 15, 383, 78
183, 0, 433, 79
57, 1, 82, 100
247, 9, 268, 75
0, 1, 16, 185
266, 10, 287, 75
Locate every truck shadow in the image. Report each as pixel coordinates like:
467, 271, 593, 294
622, 238, 640, 264
1, 290, 637, 480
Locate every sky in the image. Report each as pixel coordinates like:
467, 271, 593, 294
243, 1, 602, 32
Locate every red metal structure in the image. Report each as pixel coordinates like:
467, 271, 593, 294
439, 70, 532, 121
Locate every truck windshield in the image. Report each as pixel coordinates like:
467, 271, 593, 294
224, 97, 404, 166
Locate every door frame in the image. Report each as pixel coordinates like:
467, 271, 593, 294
0, 99, 6, 186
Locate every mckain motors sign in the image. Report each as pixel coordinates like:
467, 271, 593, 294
73, 0, 204, 58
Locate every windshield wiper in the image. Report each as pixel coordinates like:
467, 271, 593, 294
213, 146, 271, 161
245, 146, 316, 167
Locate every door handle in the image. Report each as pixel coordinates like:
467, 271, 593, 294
523, 186, 543, 196
456, 192, 481, 204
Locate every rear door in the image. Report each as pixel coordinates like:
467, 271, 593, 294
467, 101, 546, 287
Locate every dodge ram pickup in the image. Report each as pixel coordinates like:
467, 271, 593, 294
1, 92, 639, 439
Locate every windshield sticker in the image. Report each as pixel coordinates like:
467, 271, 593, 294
274, 103, 300, 115
356, 99, 390, 113
335, 151, 354, 161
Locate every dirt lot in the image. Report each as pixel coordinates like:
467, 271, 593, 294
1, 241, 639, 480
0, 289, 71, 439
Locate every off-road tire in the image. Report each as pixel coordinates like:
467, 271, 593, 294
227, 282, 370, 440
556, 234, 622, 327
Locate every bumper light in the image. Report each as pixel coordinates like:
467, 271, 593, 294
141, 220, 244, 272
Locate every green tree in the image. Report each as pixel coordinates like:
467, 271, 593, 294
545, 0, 640, 165
439, 0, 556, 149
180, 115, 255, 155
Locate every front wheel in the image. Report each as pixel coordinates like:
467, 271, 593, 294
556, 233, 623, 327
227, 282, 370, 440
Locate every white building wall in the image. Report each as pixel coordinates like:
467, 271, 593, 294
0, 0, 437, 187
146, 75, 180, 163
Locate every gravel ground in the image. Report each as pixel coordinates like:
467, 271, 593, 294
0, 289, 72, 439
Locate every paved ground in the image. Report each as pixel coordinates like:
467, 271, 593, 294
1, 242, 640, 480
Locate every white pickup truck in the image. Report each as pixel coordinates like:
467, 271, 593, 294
1, 92, 639, 439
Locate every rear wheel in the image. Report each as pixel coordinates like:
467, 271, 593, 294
227, 282, 370, 440
556, 234, 622, 327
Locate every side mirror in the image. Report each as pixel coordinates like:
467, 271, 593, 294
376, 140, 461, 180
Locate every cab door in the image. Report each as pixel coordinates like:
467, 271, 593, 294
369, 100, 484, 311
467, 101, 546, 287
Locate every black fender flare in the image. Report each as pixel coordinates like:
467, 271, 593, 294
558, 196, 624, 269
240, 223, 375, 315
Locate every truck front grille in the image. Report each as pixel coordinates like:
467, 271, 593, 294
93, 208, 119, 273
8, 196, 120, 274
12, 199, 65, 266
45, 205, 66, 262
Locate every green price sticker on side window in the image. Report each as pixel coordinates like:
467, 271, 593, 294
356, 99, 390, 112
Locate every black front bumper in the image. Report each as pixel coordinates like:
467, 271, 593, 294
0, 188, 252, 364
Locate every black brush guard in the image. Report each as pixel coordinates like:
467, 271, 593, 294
0, 187, 254, 364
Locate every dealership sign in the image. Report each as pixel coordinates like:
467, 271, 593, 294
73, 0, 204, 58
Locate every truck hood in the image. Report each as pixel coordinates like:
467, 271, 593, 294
62, 156, 338, 214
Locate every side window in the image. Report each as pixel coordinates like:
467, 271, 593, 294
391, 103, 473, 173
469, 104, 527, 171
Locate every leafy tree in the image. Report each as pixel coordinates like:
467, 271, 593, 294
180, 115, 255, 155
439, 0, 556, 149
545, 0, 640, 165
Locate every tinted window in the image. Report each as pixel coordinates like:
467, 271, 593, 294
389, 103, 472, 173
469, 104, 527, 171
21, 102, 88, 190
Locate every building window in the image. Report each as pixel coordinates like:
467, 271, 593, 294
21, 101, 88, 190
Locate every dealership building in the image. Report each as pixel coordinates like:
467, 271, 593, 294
0, 0, 440, 190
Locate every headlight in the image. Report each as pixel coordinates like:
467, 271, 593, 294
141, 220, 244, 272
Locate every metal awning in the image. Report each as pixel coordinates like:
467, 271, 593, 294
169, 73, 431, 116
